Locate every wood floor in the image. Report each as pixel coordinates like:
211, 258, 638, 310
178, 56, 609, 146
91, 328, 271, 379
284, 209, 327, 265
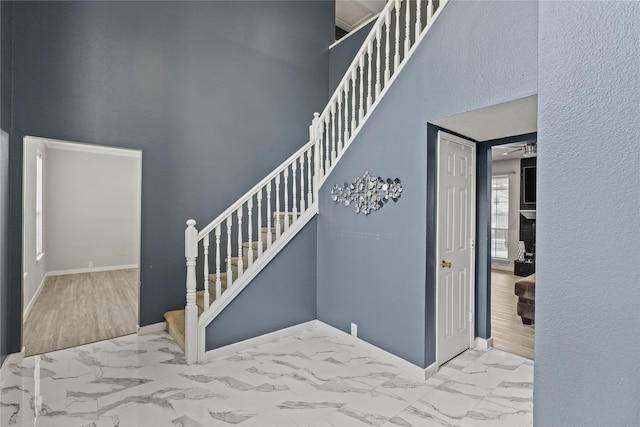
491, 269, 535, 360
23, 269, 138, 356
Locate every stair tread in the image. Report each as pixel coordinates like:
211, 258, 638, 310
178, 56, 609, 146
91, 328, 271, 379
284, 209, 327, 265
164, 309, 185, 353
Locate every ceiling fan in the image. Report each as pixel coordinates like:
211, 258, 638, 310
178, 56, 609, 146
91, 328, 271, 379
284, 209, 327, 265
495, 142, 537, 157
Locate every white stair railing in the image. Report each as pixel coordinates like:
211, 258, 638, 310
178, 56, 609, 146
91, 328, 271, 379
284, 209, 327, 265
183, 0, 448, 364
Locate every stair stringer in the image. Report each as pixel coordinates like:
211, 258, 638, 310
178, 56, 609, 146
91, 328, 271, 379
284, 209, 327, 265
196, 204, 317, 362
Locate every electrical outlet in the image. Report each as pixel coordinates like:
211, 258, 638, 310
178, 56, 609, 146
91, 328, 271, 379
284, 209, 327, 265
88, 261, 94, 268
351, 323, 358, 337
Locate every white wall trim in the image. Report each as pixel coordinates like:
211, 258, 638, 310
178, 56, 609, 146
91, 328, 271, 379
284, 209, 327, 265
23, 272, 48, 318
47, 264, 139, 277
474, 336, 494, 350
29, 136, 142, 158
137, 322, 166, 335
204, 320, 317, 362
316, 321, 438, 381
0, 351, 24, 384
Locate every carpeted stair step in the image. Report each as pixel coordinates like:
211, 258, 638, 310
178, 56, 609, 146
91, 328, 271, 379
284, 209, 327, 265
208, 271, 236, 285
164, 309, 185, 352
196, 289, 217, 313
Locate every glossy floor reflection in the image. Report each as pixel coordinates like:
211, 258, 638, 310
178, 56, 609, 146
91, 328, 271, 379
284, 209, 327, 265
1, 328, 533, 426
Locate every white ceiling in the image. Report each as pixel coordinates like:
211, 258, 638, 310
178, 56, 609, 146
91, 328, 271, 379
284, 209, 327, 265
431, 95, 538, 143
336, 0, 385, 32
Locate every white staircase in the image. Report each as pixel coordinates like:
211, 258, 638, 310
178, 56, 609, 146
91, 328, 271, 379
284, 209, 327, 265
166, 0, 449, 364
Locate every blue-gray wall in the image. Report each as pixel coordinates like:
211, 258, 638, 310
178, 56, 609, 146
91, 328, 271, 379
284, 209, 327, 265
535, 2, 640, 425
317, 0, 537, 368
6, 0, 333, 354
207, 217, 317, 349
0, 0, 13, 366
329, 21, 375, 95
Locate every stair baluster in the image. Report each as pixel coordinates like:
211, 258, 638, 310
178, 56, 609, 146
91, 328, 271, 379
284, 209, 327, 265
226, 216, 233, 289
376, 26, 382, 96
306, 148, 313, 205
292, 161, 298, 223
405, 0, 411, 56
257, 191, 263, 258
266, 181, 273, 248
203, 233, 210, 311
215, 225, 222, 299
415, 0, 422, 42
337, 91, 343, 154
299, 155, 306, 212
247, 198, 254, 267
385, 10, 391, 83
359, 56, 365, 121
275, 175, 281, 239
283, 168, 289, 233
351, 69, 357, 134
395, 0, 401, 70
367, 41, 373, 110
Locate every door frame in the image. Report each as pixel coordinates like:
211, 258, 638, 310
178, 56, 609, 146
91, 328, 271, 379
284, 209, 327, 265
20, 136, 143, 349
435, 130, 476, 366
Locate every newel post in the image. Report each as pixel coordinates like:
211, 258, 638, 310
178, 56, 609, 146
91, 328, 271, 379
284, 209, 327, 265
184, 219, 198, 365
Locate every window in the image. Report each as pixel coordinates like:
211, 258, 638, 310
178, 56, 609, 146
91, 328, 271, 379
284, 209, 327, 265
36, 150, 43, 261
491, 175, 509, 259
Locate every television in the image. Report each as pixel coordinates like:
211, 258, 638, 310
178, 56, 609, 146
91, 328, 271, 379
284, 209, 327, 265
523, 165, 536, 204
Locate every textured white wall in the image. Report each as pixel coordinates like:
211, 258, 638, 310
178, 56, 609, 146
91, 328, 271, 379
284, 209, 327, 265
536, 2, 640, 425
22, 137, 48, 314
45, 145, 141, 273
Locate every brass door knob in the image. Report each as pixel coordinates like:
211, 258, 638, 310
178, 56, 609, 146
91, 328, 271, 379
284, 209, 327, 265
441, 260, 452, 269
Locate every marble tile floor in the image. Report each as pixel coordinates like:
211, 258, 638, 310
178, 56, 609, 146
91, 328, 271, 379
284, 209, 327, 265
0, 328, 533, 427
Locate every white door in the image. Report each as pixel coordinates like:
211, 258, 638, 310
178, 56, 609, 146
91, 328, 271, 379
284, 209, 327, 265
437, 131, 475, 365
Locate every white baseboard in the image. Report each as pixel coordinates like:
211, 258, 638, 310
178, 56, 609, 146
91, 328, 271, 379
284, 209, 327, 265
202, 319, 439, 381
475, 336, 494, 350
0, 351, 24, 384
47, 264, 139, 276
316, 321, 437, 381
137, 322, 166, 335
23, 273, 48, 319
204, 320, 317, 362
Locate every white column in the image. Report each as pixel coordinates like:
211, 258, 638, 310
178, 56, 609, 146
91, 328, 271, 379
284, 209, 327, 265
184, 219, 198, 365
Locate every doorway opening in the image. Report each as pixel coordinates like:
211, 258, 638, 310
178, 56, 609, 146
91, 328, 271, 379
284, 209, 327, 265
21, 137, 142, 356
489, 139, 536, 360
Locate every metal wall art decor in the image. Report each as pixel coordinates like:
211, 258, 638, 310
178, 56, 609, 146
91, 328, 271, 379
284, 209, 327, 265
331, 171, 402, 215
